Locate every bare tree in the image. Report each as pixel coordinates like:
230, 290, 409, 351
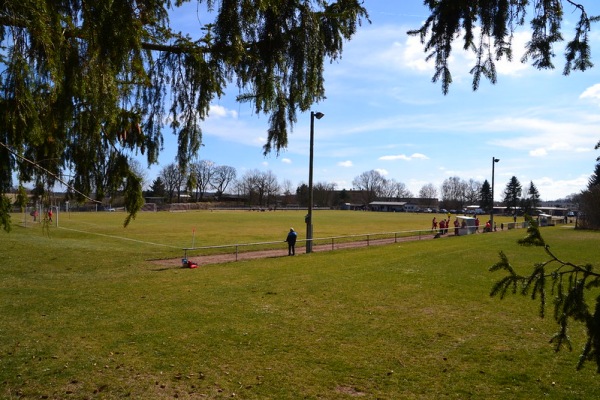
419, 183, 438, 200
261, 170, 281, 207
239, 169, 280, 207
313, 181, 338, 208
441, 176, 467, 210
352, 170, 386, 204
281, 179, 295, 206
159, 163, 185, 203
389, 179, 413, 199
190, 160, 217, 201
282, 179, 294, 195
237, 171, 259, 206
211, 165, 237, 200
464, 179, 482, 206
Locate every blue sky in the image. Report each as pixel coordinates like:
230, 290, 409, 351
149, 1, 600, 201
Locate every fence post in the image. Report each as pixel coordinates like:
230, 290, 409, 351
235, 245, 239, 261
331, 238, 334, 251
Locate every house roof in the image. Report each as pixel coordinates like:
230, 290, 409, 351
369, 201, 407, 206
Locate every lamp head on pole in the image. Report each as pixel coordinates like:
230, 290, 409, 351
493, 158, 500, 163
313, 111, 325, 120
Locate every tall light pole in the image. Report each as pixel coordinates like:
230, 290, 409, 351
491, 157, 500, 230
306, 111, 324, 253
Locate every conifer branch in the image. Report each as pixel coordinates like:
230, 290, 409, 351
490, 216, 600, 371
0, 140, 101, 205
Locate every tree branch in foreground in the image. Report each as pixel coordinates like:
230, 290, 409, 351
490, 216, 600, 371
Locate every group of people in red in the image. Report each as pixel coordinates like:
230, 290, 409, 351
432, 216, 463, 236
29, 208, 52, 222
432, 215, 496, 236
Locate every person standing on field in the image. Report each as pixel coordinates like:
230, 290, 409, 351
285, 228, 297, 256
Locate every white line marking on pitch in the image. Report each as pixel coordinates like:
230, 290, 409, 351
58, 226, 181, 249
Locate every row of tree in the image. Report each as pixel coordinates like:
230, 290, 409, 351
146, 162, 551, 215
352, 170, 544, 214
150, 161, 237, 203
149, 162, 335, 207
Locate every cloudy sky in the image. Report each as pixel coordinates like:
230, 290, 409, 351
152, 1, 600, 201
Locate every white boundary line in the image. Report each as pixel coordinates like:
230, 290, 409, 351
58, 226, 181, 249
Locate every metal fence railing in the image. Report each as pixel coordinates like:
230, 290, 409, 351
181, 219, 570, 264
182, 229, 441, 262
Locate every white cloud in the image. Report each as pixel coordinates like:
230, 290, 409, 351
530, 148, 548, 157
534, 174, 590, 200
337, 160, 353, 167
380, 154, 410, 161
401, 35, 432, 73
580, 83, 600, 104
488, 117, 599, 155
281, 158, 292, 164
209, 104, 238, 119
375, 168, 389, 176
528, 142, 574, 158
379, 153, 429, 161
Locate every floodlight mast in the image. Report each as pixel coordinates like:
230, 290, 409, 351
306, 111, 324, 253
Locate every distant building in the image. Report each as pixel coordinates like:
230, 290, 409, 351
339, 203, 365, 211
367, 197, 439, 212
369, 201, 406, 212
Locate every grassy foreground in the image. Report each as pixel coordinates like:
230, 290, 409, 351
1, 210, 599, 399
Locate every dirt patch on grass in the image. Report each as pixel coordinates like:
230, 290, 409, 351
335, 385, 366, 396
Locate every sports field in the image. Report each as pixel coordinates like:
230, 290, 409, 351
1, 210, 598, 399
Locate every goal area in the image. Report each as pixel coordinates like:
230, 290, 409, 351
140, 203, 157, 212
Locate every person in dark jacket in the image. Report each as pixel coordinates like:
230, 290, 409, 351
285, 228, 297, 256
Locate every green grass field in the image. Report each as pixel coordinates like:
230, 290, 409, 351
1, 210, 598, 399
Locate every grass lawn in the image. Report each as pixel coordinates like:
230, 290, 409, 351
1, 210, 598, 399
